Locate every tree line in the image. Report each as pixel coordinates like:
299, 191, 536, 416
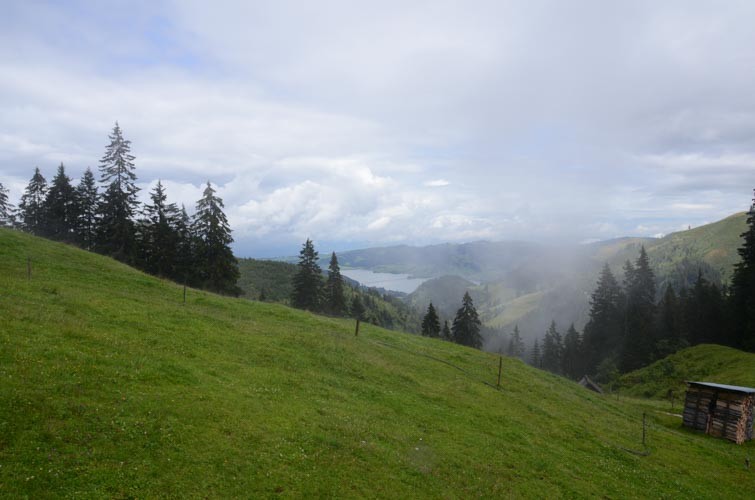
419, 292, 483, 349
523, 192, 755, 383
0, 123, 240, 296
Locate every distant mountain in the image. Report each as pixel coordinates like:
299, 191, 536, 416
335, 212, 748, 346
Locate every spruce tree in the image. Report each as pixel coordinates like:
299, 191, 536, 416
582, 264, 624, 374
442, 320, 451, 341
75, 168, 98, 250
541, 320, 563, 374
730, 189, 755, 351
43, 163, 78, 242
621, 247, 657, 372
138, 180, 180, 277
451, 292, 482, 348
421, 302, 441, 337
291, 238, 323, 310
18, 167, 47, 234
192, 181, 240, 296
351, 294, 366, 320
173, 204, 195, 285
508, 324, 525, 358
562, 323, 582, 379
96, 123, 139, 262
530, 339, 542, 367
325, 252, 347, 316
0, 181, 13, 227
655, 284, 685, 358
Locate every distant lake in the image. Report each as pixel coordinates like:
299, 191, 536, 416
341, 269, 428, 294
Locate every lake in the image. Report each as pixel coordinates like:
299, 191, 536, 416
340, 268, 428, 294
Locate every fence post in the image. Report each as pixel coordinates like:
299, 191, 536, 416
27, 257, 31, 280
497, 356, 503, 387
354, 319, 360, 337
642, 412, 647, 447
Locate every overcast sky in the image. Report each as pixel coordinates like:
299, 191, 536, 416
2, 0, 755, 257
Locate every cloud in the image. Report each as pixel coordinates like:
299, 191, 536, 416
424, 179, 450, 187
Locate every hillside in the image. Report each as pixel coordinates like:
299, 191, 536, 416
1, 228, 753, 497
619, 344, 755, 399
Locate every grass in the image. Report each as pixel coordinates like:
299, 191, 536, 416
1, 228, 754, 497
619, 344, 755, 399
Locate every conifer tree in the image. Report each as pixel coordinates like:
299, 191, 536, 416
96, 123, 139, 262
291, 238, 323, 310
173, 204, 195, 285
325, 252, 347, 316
18, 167, 48, 234
43, 163, 78, 242
655, 284, 685, 358
442, 320, 452, 341
421, 302, 441, 337
730, 189, 755, 351
530, 339, 542, 367
75, 168, 98, 250
451, 291, 482, 348
507, 324, 525, 358
621, 247, 657, 372
562, 323, 582, 379
582, 264, 624, 374
0, 181, 14, 227
192, 181, 240, 296
139, 180, 180, 277
541, 320, 563, 374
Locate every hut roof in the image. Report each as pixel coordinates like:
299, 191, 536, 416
686, 381, 755, 394
579, 375, 603, 394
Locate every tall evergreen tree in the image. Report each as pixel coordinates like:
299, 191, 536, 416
325, 252, 347, 316
291, 238, 323, 310
96, 123, 140, 262
507, 324, 525, 358
442, 320, 452, 341
351, 294, 366, 320
582, 264, 625, 374
75, 168, 98, 250
541, 320, 563, 374
0, 181, 13, 227
173, 204, 195, 285
621, 247, 657, 372
192, 181, 240, 296
451, 292, 482, 348
421, 302, 441, 337
561, 323, 582, 379
18, 167, 47, 234
138, 180, 180, 277
530, 339, 542, 367
43, 163, 78, 242
730, 189, 755, 351
655, 284, 685, 358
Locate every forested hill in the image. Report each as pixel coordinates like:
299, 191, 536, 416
1, 228, 752, 498
372, 212, 747, 341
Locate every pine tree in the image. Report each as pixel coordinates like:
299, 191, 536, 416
421, 302, 441, 337
192, 182, 240, 296
138, 180, 180, 277
291, 238, 323, 310
96, 122, 140, 262
655, 284, 685, 358
562, 323, 582, 379
324, 252, 347, 316
75, 168, 98, 250
622, 247, 657, 372
442, 320, 452, 341
530, 339, 542, 367
730, 189, 755, 351
509, 324, 525, 358
582, 264, 624, 374
0, 181, 14, 227
43, 163, 78, 242
18, 167, 48, 234
451, 292, 482, 348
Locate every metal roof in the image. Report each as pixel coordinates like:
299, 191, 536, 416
687, 381, 755, 394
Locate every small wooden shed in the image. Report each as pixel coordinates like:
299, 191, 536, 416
682, 381, 755, 444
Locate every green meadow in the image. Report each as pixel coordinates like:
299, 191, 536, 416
1, 228, 753, 498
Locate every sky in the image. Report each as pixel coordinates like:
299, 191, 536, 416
1, 0, 755, 257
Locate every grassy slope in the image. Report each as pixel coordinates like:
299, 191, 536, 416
619, 344, 755, 399
1, 229, 753, 498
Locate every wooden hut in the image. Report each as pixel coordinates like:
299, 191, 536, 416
682, 382, 755, 444
578, 375, 603, 394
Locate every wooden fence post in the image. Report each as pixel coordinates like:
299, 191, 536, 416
27, 257, 31, 280
354, 319, 360, 337
497, 356, 503, 387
